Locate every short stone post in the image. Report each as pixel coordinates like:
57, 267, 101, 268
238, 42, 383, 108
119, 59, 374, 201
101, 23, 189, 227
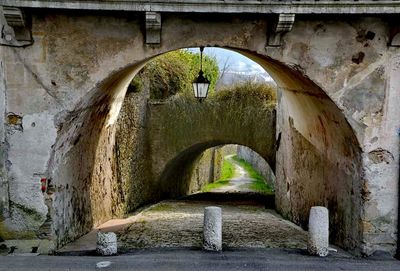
203, 206, 222, 251
307, 206, 329, 257
96, 231, 117, 256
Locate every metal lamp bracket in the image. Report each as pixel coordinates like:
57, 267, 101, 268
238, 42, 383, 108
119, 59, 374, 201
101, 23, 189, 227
267, 13, 295, 47
0, 6, 33, 47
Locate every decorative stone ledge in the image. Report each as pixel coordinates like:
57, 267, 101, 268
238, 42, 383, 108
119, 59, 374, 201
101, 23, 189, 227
0, 6, 32, 47
2, 0, 400, 14
145, 11, 161, 45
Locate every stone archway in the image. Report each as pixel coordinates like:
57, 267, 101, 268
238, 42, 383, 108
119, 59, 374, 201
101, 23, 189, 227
3, 11, 396, 256
49, 46, 362, 254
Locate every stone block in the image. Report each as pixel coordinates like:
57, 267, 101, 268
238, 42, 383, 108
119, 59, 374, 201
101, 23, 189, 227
203, 206, 222, 251
307, 206, 329, 257
96, 231, 117, 256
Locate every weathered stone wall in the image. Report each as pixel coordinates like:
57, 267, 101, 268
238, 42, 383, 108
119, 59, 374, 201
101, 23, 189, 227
114, 84, 153, 214
265, 18, 400, 255
0, 9, 397, 255
187, 148, 221, 194
237, 145, 275, 188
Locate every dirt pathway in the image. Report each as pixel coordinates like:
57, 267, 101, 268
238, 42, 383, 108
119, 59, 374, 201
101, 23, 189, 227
210, 155, 254, 193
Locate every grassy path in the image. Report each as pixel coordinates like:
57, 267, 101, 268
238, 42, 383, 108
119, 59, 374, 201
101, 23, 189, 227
202, 155, 273, 194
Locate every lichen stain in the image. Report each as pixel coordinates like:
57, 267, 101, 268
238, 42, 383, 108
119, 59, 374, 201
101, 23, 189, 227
7, 114, 22, 125
368, 148, 394, 164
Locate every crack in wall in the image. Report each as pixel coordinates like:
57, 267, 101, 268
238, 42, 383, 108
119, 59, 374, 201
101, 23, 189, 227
11, 48, 62, 105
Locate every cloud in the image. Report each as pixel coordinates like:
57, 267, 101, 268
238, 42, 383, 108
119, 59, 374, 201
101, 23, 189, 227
186, 47, 274, 82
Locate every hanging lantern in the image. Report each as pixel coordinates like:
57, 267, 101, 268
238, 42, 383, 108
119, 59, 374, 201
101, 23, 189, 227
192, 46, 210, 101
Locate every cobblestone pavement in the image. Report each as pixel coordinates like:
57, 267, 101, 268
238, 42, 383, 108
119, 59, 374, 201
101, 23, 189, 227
117, 199, 308, 250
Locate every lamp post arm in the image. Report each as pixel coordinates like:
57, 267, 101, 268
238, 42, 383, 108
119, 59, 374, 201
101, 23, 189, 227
200, 46, 204, 71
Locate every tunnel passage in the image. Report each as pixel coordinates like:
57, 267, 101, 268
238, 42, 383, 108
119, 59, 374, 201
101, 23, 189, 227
20, 13, 365, 253
114, 78, 277, 213
50, 47, 362, 254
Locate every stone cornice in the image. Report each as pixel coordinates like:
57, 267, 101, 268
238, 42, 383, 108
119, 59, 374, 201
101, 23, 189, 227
1, 0, 400, 14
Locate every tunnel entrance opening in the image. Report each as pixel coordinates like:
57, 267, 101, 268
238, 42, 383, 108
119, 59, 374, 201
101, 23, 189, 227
59, 143, 311, 252
49, 42, 362, 256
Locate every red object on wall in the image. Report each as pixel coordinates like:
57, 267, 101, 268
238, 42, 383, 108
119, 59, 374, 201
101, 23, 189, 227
40, 178, 47, 193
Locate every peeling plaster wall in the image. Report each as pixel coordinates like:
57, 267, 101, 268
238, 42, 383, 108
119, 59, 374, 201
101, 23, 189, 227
275, 90, 362, 251
0, 10, 397, 255
360, 53, 400, 254
1, 43, 59, 241
0, 46, 8, 222
7, 113, 56, 230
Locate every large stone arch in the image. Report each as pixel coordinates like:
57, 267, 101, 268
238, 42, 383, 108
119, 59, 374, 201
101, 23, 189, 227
50, 51, 361, 253
1, 11, 397, 256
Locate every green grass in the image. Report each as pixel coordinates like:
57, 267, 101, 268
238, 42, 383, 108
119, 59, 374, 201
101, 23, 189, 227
202, 157, 236, 192
220, 156, 236, 180
232, 155, 274, 195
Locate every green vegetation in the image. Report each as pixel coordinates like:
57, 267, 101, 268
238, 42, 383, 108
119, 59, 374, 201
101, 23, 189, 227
129, 49, 219, 100
232, 155, 274, 195
0, 222, 36, 239
202, 157, 236, 192
213, 80, 277, 107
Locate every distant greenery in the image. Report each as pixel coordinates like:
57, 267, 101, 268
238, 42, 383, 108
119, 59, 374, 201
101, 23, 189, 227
128, 49, 219, 100
232, 155, 274, 195
202, 156, 236, 192
213, 80, 276, 106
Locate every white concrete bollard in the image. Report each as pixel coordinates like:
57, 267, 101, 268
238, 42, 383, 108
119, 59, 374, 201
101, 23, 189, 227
96, 232, 117, 256
203, 206, 222, 251
307, 206, 329, 257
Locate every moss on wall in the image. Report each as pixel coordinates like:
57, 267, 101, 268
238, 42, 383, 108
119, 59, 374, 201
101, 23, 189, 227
0, 222, 36, 240
115, 82, 155, 214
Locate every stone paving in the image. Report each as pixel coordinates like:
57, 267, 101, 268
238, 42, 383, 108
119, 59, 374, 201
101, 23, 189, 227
117, 199, 308, 251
